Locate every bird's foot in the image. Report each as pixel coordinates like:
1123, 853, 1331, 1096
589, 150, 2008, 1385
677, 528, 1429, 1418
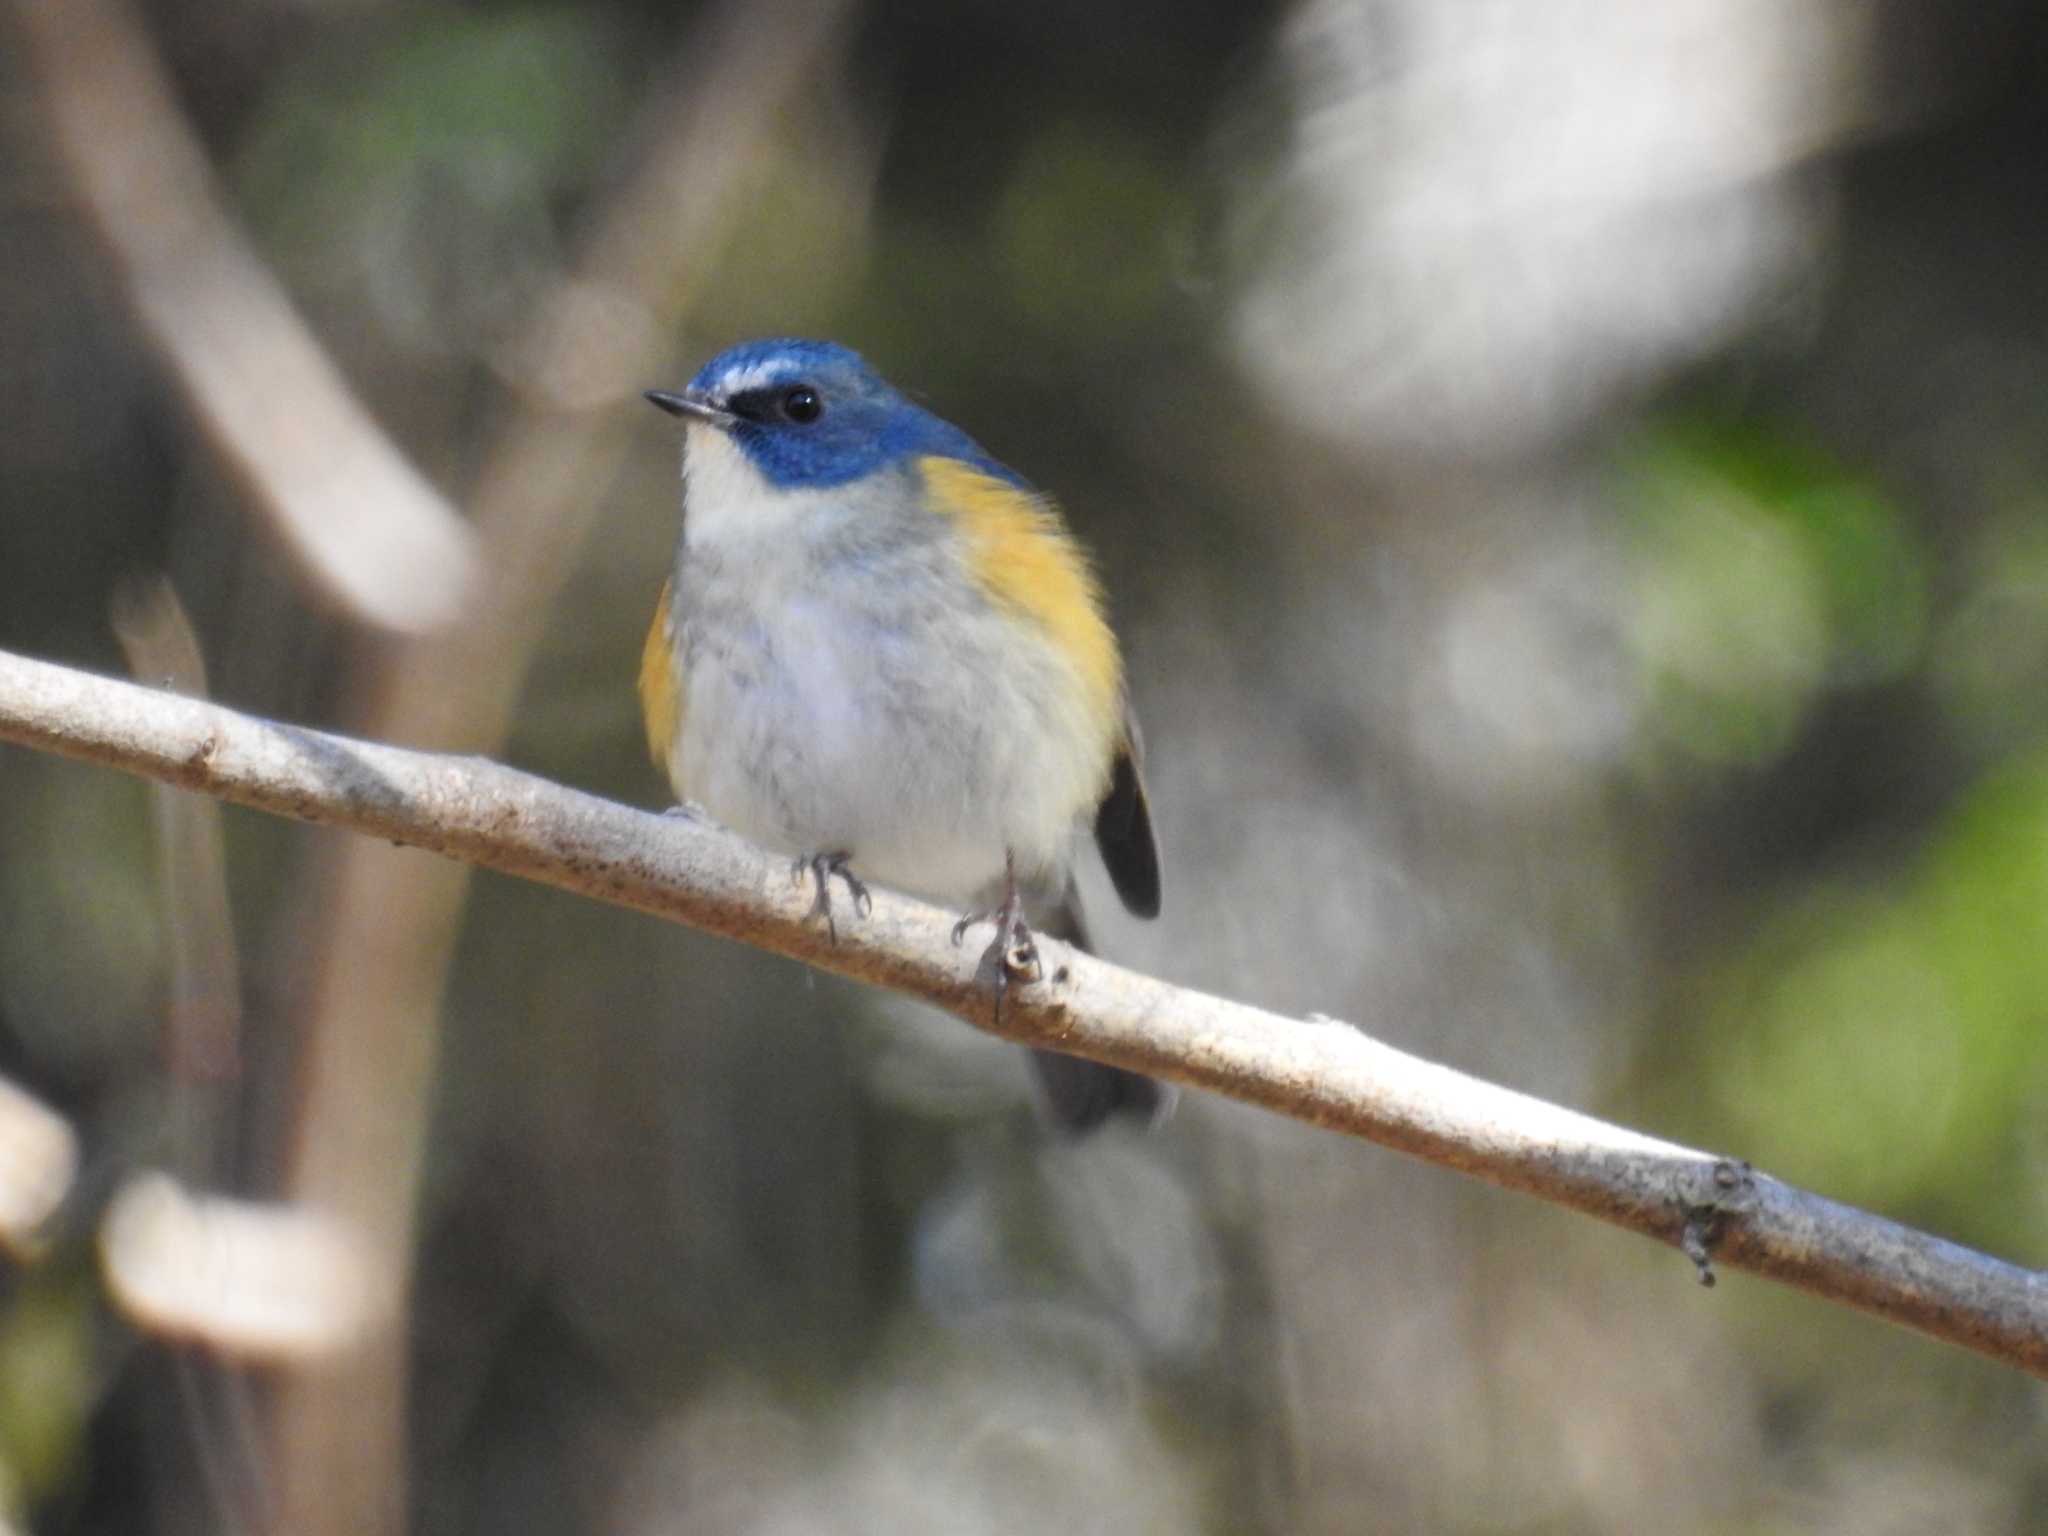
794, 850, 871, 944
951, 867, 1041, 1020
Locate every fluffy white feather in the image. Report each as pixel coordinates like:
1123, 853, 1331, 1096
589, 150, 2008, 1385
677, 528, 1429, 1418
662, 428, 1104, 906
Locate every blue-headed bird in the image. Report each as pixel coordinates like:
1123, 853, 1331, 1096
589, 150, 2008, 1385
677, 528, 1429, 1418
639, 339, 1163, 1131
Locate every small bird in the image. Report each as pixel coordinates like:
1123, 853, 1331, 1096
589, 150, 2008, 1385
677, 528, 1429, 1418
639, 338, 1164, 1131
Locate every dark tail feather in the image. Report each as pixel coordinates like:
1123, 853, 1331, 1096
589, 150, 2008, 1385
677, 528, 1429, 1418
1029, 1048, 1170, 1134
1029, 884, 1172, 1134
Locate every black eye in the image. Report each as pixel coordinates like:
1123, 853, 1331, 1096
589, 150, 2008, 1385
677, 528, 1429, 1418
781, 385, 822, 424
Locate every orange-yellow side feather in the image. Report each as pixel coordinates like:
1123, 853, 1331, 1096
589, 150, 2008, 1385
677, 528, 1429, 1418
637, 579, 681, 778
917, 456, 1123, 755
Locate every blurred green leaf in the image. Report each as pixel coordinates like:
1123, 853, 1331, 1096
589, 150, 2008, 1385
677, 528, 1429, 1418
993, 122, 1188, 343
0, 762, 162, 1085
233, 9, 621, 354
1622, 421, 1928, 767
1932, 503, 2048, 752
1702, 747, 2048, 1221
241, 8, 616, 206
0, 1277, 93, 1502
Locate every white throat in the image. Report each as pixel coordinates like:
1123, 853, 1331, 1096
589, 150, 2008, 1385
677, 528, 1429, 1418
682, 425, 821, 547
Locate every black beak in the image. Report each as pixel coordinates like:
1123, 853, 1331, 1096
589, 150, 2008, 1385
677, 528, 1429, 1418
643, 389, 739, 429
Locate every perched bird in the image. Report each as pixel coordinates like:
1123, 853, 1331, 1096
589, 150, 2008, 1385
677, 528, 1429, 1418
639, 338, 1164, 1131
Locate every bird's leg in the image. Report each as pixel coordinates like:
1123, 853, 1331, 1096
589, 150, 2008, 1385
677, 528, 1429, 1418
794, 850, 871, 944
951, 851, 1041, 1017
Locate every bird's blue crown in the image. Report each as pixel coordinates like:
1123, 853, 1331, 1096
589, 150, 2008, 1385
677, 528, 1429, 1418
686, 338, 1025, 491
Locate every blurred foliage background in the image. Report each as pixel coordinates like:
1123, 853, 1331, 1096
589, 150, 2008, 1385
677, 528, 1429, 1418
5, 0, 2048, 1531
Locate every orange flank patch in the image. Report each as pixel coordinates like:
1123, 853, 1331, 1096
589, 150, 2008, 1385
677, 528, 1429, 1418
917, 455, 1123, 744
638, 579, 680, 776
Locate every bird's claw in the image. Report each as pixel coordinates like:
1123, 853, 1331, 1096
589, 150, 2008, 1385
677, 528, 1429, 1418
982, 924, 1042, 1024
954, 880, 1040, 1021
795, 851, 870, 944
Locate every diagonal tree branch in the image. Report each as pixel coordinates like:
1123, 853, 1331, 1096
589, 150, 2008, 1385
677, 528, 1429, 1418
3, 642, 2046, 1379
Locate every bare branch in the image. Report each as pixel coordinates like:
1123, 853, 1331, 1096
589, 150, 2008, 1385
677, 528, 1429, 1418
112, 578, 245, 1090
3, 645, 2045, 1377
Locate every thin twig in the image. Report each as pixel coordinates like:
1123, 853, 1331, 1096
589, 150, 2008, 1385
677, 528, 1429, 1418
3, 644, 2045, 1378
111, 579, 270, 1536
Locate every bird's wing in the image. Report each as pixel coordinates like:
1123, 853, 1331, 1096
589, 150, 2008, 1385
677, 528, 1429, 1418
916, 455, 1160, 920
1095, 706, 1161, 920
637, 577, 682, 780
917, 455, 1122, 742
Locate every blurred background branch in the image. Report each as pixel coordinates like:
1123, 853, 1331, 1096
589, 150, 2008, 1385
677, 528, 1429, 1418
3, 645, 2047, 1383
106, 578, 268, 1535
0, 1076, 75, 1260
11, 0, 478, 635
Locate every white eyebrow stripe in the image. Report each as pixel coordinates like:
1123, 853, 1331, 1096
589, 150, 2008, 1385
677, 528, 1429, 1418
714, 360, 789, 396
